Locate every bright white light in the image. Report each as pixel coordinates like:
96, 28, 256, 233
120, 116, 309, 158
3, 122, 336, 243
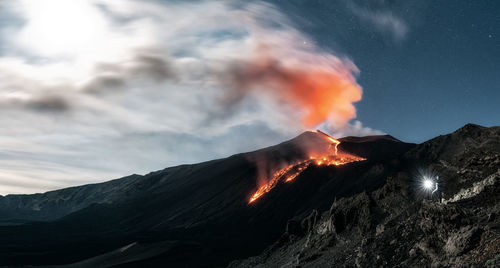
18, 0, 108, 56
423, 178, 433, 190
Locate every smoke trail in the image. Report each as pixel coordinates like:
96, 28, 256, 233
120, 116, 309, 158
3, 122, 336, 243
224, 44, 362, 128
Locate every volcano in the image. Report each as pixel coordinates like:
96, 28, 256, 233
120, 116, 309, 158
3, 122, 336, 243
248, 130, 366, 204
0, 124, 499, 267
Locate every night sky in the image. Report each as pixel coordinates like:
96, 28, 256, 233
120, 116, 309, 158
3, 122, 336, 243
0, 0, 498, 194
270, 0, 500, 142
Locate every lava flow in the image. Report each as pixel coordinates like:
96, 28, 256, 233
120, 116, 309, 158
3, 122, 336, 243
248, 130, 366, 204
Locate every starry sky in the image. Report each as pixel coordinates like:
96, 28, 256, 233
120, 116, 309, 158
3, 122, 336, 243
0, 0, 498, 194
270, 0, 500, 142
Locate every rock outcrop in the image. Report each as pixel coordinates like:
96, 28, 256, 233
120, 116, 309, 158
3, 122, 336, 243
230, 125, 500, 267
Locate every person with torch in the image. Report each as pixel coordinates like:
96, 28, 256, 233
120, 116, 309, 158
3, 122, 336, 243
422, 175, 442, 202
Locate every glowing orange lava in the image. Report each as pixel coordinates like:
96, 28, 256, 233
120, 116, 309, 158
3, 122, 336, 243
248, 130, 366, 204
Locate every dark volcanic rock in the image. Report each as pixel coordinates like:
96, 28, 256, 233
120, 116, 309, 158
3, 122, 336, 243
0, 131, 414, 267
339, 134, 415, 162
1, 124, 499, 267
443, 226, 482, 256
230, 124, 500, 268
0, 174, 143, 224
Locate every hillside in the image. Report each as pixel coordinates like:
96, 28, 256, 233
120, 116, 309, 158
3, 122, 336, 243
0, 124, 499, 267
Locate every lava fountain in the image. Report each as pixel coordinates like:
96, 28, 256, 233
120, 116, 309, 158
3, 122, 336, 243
248, 130, 366, 204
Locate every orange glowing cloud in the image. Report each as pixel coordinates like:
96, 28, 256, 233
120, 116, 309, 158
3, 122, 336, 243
277, 68, 362, 128
225, 43, 362, 129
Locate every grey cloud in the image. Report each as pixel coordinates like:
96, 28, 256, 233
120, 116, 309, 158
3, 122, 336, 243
26, 96, 70, 112
204, 57, 297, 122
83, 50, 175, 94
347, 1, 409, 41
0, 93, 70, 113
83, 75, 125, 94
354, 9, 408, 41
326, 120, 384, 138
131, 54, 175, 81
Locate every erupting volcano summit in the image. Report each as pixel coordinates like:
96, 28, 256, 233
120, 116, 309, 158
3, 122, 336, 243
248, 130, 366, 203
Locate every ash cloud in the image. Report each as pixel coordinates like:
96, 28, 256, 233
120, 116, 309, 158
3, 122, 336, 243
0, 0, 376, 194
223, 52, 362, 128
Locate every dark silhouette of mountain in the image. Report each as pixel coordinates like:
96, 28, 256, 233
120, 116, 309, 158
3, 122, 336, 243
0, 124, 499, 267
0, 174, 143, 224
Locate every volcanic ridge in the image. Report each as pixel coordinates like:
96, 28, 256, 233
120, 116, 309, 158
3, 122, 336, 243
0, 123, 499, 267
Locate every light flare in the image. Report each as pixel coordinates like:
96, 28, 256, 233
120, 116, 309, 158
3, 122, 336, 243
423, 178, 433, 189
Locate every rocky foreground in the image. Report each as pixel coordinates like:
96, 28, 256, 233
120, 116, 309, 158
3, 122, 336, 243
231, 124, 500, 267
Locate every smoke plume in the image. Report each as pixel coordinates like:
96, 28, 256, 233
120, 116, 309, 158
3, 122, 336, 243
225, 47, 362, 128
0, 0, 368, 194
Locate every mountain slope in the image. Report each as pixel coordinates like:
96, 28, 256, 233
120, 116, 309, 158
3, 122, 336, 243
230, 124, 500, 267
1, 125, 498, 267
0, 174, 143, 224
0, 131, 415, 267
